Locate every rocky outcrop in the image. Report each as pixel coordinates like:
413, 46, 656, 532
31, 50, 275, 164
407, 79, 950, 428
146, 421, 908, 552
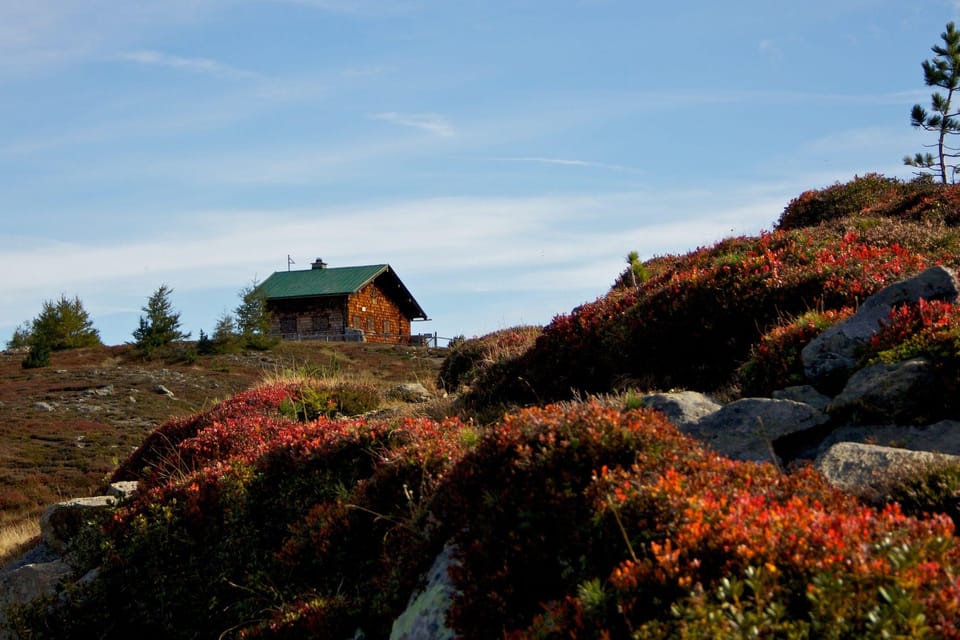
41, 496, 118, 555
389, 383, 434, 403
632, 268, 960, 494
639, 391, 722, 432
815, 442, 960, 494
682, 398, 829, 464
0, 482, 138, 639
390, 543, 460, 640
802, 266, 960, 391
771, 385, 831, 412
826, 357, 945, 425
0, 549, 71, 636
818, 420, 960, 456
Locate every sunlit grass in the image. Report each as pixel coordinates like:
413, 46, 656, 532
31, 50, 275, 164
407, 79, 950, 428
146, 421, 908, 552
0, 516, 41, 566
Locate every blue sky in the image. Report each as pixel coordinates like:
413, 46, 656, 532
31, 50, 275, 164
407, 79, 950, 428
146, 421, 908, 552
1, 1, 957, 347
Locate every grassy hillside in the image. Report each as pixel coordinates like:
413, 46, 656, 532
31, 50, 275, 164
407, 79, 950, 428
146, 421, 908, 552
0, 341, 445, 564
448, 174, 960, 410
13, 174, 960, 638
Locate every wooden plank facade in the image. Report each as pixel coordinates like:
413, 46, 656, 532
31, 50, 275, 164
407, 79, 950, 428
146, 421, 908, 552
257, 260, 427, 344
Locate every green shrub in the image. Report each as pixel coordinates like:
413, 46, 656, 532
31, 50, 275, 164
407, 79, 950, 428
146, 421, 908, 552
885, 459, 960, 531
21, 334, 51, 369
776, 173, 903, 230
280, 380, 381, 421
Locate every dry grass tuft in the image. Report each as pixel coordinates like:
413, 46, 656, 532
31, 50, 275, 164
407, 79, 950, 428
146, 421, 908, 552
0, 517, 41, 567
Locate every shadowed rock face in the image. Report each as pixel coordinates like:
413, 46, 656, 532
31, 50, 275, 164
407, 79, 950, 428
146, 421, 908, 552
827, 357, 944, 425
681, 398, 830, 464
816, 442, 960, 494
802, 266, 960, 392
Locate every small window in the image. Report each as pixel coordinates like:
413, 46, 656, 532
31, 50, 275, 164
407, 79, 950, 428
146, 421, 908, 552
280, 317, 297, 335
351, 315, 361, 329
312, 316, 329, 332
367, 317, 376, 333
370, 287, 377, 301
382, 319, 391, 336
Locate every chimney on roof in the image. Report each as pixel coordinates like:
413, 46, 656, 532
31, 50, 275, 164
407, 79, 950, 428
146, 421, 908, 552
312, 258, 328, 270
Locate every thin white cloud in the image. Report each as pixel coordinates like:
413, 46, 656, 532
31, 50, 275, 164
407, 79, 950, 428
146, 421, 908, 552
0, 1, 232, 75
759, 38, 783, 61
271, 0, 420, 16
504, 156, 644, 175
0, 187, 783, 299
118, 49, 260, 80
0, 185, 794, 344
371, 112, 455, 137
340, 65, 388, 77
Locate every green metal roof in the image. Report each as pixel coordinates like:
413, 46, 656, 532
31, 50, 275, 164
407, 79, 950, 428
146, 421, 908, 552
258, 264, 389, 299
257, 264, 428, 320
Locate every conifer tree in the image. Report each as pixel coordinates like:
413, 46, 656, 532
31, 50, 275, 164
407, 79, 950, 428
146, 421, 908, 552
235, 280, 276, 350
133, 285, 190, 356
31, 295, 101, 350
905, 22, 960, 184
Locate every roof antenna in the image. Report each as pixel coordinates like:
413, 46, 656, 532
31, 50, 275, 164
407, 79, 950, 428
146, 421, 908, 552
287, 254, 295, 272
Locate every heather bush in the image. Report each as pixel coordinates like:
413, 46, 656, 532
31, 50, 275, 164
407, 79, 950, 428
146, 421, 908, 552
884, 458, 960, 531
737, 307, 854, 396
15, 385, 472, 639
15, 394, 960, 638
437, 325, 542, 392
776, 173, 903, 230
462, 223, 945, 407
865, 298, 960, 366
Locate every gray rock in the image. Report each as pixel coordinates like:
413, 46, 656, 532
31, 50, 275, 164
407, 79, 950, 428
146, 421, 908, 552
40, 496, 116, 555
771, 385, 832, 412
76, 404, 102, 414
815, 441, 960, 494
639, 391, 722, 431
85, 384, 114, 397
153, 384, 175, 398
1, 559, 71, 602
802, 266, 960, 390
0, 553, 71, 638
390, 543, 460, 640
818, 420, 960, 457
107, 481, 139, 501
827, 358, 943, 425
32, 401, 55, 412
390, 383, 433, 403
686, 398, 829, 464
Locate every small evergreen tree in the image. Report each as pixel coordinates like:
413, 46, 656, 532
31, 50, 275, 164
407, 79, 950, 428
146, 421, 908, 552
626, 251, 649, 290
8, 295, 100, 358
210, 312, 238, 352
905, 22, 960, 184
133, 285, 190, 356
196, 329, 215, 356
235, 280, 276, 350
6, 323, 32, 350
22, 332, 51, 369
31, 295, 101, 350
